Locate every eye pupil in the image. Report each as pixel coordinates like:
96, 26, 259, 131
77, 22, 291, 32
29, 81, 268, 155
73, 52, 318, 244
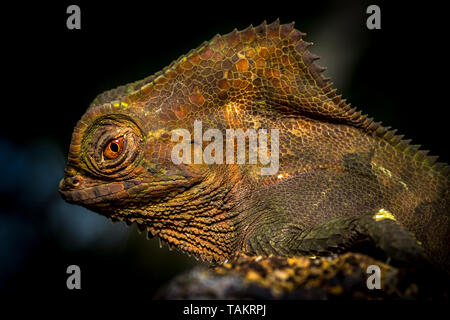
110, 142, 119, 153
104, 137, 124, 159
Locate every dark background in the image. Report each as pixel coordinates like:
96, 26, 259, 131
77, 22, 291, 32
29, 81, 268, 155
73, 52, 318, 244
1, 0, 448, 299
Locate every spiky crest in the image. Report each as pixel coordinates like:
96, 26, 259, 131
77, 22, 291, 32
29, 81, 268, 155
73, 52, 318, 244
90, 19, 449, 177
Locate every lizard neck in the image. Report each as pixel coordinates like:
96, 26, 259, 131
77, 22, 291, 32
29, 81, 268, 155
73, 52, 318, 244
119, 165, 248, 263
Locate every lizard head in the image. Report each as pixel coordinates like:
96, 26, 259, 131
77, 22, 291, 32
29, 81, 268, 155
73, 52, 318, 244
58, 96, 242, 261
58, 102, 208, 217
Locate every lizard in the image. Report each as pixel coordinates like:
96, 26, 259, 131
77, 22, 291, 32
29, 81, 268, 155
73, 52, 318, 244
59, 20, 449, 273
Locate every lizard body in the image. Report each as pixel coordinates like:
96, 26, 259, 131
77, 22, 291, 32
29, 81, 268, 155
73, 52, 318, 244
59, 20, 449, 272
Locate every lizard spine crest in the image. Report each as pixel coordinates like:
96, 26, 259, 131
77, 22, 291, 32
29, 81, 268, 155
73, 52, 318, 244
91, 19, 449, 177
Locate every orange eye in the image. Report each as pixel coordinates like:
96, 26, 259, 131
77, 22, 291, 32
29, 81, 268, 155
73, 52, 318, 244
104, 137, 124, 159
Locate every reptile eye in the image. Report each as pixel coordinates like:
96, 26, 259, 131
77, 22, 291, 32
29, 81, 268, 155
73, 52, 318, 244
104, 137, 124, 159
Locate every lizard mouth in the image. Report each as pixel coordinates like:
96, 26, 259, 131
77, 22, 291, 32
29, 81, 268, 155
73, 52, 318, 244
58, 177, 195, 207
59, 179, 131, 205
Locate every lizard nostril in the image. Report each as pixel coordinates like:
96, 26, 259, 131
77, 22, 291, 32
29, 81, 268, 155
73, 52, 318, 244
72, 177, 80, 186
66, 175, 82, 188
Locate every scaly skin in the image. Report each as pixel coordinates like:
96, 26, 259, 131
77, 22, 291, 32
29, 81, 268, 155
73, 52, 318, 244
59, 20, 449, 272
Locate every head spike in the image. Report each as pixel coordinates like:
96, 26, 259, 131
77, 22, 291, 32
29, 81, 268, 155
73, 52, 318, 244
279, 22, 292, 38
383, 129, 397, 140
395, 139, 411, 152
432, 162, 447, 172
302, 52, 320, 66
424, 155, 439, 166
390, 134, 404, 145
375, 125, 389, 137
404, 144, 421, 156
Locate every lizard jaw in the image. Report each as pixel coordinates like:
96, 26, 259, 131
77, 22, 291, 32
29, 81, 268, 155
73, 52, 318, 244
59, 179, 131, 206
58, 176, 195, 207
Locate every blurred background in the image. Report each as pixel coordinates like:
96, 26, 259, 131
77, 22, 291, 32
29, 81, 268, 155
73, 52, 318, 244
1, 0, 448, 297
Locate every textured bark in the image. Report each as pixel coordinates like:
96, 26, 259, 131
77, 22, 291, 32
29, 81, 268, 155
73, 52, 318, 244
156, 252, 449, 299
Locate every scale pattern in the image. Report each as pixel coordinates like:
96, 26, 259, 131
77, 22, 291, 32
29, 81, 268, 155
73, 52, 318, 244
59, 20, 449, 272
